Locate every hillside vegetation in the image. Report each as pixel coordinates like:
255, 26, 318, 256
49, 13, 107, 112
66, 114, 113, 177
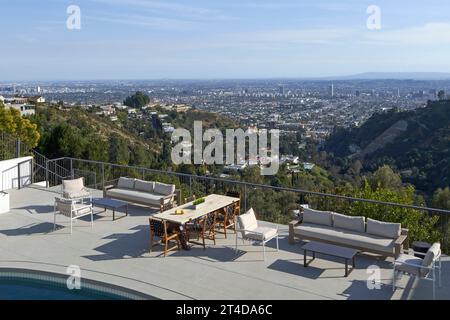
325, 100, 450, 196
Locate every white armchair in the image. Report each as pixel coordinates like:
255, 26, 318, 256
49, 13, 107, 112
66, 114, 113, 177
235, 208, 279, 261
392, 242, 442, 299
54, 197, 94, 234
62, 178, 92, 203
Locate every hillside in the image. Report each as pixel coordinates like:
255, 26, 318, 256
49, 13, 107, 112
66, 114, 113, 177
325, 100, 450, 196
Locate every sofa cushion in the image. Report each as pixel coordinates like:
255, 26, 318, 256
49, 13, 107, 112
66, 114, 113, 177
367, 218, 401, 239
294, 223, 395, 254
106, 188, 170, 206
302, 208, 333, 226
154, 182, 175, 196
117, 177, 136, 189
332, 212, 365, 233
238, 208, 258, 231
134, 179, 154, 193
244, 226, 277, 241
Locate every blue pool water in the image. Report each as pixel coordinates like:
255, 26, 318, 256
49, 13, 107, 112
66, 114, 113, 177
0, 279, 128, 300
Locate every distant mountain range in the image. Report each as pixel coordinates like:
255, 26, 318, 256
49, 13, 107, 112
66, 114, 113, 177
326, 72, 450, 80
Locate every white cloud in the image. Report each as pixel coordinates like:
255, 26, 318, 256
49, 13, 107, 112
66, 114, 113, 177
363, 23, 450, 45
84, 13, 192, 30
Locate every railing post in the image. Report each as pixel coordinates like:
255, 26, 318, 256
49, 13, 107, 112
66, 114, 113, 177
189, 176, 192, 196
45, 160, 49, 188
15, 138, 21, 158
102, 162, 105, 190
244, 184, 247, 212
17, 162, 21, 190
70, 158, 74, 179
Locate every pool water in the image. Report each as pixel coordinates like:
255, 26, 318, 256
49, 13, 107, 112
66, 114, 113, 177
0, 279, 128, 300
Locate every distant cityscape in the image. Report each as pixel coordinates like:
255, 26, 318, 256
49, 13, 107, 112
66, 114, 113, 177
2, 78, 449, 144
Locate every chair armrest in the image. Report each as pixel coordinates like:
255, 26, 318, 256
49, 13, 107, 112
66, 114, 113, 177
394, 234, 409, 258
395, 234, 408, 246
236, 228, 264, 236
288, 219, 301, 244
394, 259, 426, 269
103, 185, 115, 191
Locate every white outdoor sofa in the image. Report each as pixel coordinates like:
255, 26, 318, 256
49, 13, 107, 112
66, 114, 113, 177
289, 208, 409, 258
104, 177, 180, 212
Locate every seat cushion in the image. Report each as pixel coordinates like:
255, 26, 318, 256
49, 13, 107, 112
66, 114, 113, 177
106, 188, 169, 206
72, 204, 92, 216
367, 218, 401, 239
134, 179, 154, 193
303, 208, 333, 226
395, 254, 423, 276
245, 227, 277, 241
294, 223, 395, 254
63, 189, 90, 199
238, 208, 258, 231
332, 212, 365, 233
154, 182, 175, 196
117, 177, 136, 189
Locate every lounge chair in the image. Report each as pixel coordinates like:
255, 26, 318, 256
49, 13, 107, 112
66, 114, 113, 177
235, 208, 279, 261
53, 197, 93, 234
393, 242, 442, 299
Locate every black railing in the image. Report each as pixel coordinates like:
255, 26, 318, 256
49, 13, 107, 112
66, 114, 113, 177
2, 131, 450, 253
43, 156, 450, 253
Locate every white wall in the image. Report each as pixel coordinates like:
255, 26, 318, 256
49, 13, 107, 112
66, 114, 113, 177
0, 192, 9, 214
0, 156, 32, 191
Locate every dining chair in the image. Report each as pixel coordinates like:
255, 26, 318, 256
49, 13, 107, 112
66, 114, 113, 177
149, 217, 181, 257
187, 212, 217, 249
184, 195, 196, 204
216, 199, 240, 238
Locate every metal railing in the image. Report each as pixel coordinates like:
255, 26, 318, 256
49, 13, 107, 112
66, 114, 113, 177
44, 156, 450, 254
2, 130, 450, 252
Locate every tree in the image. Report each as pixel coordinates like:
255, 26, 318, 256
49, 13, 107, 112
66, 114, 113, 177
433, 187, 450, 210
123, 91, 150, 109
108, 133, 130, 165
438, 90, 446, 101
0, 103, 40, 147
370, 165, 402, 190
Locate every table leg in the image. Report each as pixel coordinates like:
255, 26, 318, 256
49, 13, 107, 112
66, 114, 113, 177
113, 208, 115, 221
126, 205, 128, 216
353, 256, 355, 268
303, 250, 307, 267
345, 259, 348, 277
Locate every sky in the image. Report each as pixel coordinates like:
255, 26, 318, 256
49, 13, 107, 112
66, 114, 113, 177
1, 0, 450, 80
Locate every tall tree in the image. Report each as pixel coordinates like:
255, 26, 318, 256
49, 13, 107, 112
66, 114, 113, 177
0, 103, 40, 147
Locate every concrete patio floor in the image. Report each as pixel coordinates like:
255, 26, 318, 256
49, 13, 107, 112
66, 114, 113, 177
0, 185, 448, 300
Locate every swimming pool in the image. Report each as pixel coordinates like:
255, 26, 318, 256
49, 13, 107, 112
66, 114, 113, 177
0, 268, 154, 300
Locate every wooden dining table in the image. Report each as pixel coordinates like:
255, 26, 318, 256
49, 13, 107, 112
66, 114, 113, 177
152, 194, 239, 225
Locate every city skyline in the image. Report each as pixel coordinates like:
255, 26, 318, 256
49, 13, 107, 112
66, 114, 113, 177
2, 0, 450, 80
